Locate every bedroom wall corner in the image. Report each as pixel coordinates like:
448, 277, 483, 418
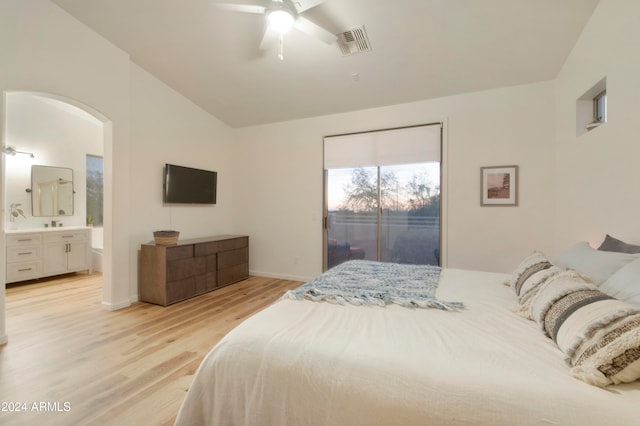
553, 0, 640, 253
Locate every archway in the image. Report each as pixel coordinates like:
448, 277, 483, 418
2, 91, 113, 313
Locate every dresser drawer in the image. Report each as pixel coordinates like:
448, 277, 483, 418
166, 277, 196, 305
6, 261, 42, 282
218, 263, 249, 287
195, 241, 218, 256
218, 247, 248, 268
167, 257, 196, 281
166, 245, 194, 261
7, 245, 42, 263
218, 237, 248, 252
7, 233, 42, 247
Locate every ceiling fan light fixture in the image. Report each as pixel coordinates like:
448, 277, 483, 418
268, 9, 294, 33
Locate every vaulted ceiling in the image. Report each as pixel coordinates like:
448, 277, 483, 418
51, 0, 600, 128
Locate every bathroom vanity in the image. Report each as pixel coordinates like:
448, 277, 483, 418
5, 227, 92, 284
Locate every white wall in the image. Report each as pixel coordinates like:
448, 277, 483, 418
553, 0, 640, 252
128, 64, 234, 296
4, 93, 103, 230
233, 81, 557, 280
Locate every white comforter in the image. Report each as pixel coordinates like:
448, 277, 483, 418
175, 268, 640, 425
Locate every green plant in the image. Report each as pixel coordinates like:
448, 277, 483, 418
9, 203, 25, 222
87, 215, 94, 226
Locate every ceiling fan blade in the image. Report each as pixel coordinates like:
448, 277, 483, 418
293, 15, 336, 44
259, 25, 279, 50
213, 3, 266, 14
291, 0, 325, 13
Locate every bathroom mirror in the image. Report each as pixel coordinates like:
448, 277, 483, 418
31, 165, 74, 217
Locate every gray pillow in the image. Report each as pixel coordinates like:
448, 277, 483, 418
598, 234, 640, 254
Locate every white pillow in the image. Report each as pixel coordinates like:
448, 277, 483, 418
554, 242, 640, 286
600, 257, 640, 308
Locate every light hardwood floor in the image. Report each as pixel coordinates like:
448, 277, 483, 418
0, 273, 302, 425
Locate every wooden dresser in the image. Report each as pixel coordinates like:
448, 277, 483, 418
139, 235, 249, 306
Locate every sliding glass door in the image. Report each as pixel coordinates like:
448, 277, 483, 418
326, 167, 378, 267
324, 124, 442, 270
380, 163, 440, 265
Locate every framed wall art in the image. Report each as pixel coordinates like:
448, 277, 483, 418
480, 165, 518, 206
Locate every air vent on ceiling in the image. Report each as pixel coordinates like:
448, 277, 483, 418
336, 25, 371, 56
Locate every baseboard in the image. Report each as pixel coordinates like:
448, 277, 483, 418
250, 270, 312, 283
102, 299, 131, 311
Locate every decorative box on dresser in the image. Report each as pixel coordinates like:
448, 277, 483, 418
139, 235, 249, 306
6, 227, 92, 284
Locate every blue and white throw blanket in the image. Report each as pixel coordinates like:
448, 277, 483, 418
282, 260, 463, 310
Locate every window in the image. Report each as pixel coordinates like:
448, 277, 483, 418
86, 154, 103, 226
576, 77, 606, 136
593, 90, 607, 124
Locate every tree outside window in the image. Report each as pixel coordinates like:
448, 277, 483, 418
86, 154, 103, 227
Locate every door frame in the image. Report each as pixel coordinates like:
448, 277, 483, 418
322, 121, 446, 271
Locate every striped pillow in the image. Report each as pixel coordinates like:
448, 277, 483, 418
530, 272, 640, 387
514, 268, 573, 320
510, 252, 552, 297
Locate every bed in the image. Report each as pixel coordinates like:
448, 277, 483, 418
175, 245, 640, 426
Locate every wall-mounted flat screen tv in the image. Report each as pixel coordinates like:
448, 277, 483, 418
164, 163, 217, 204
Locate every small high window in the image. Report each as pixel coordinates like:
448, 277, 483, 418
576, 77, 606, 136
593, 90, 607, 124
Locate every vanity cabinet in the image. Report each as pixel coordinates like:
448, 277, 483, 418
6, 228, 92, 284
43, 230, 91, 276
139, 235, 249, 306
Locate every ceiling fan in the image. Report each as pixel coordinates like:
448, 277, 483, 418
214, 0, 337, 60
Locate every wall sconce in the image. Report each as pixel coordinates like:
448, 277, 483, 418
2, 146, 35, 158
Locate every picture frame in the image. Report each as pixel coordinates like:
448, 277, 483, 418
480, 165, 518, 206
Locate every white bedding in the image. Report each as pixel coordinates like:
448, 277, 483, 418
175, 268, 640, 425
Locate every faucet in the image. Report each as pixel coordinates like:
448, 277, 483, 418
51, 220, 57, 227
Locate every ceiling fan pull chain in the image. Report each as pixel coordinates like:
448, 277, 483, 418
278, 33, 285, 61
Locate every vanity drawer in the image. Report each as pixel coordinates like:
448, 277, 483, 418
7, 245, 42, 263
43, 230, 89, 243
7, 233, 43, 247
6, 261, 43, 282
